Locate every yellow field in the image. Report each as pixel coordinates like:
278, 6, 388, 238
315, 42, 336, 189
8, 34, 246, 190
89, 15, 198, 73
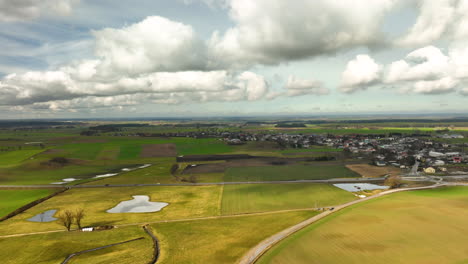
153, 211, 317, 264
346, 163, 401, 178
258, 186, 468, 264
0, 226, 153, 264
0, 185, 222, 235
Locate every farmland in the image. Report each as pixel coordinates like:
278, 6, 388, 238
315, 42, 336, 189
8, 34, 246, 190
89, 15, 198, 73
0, 189, 56, 217
0, 185, 222, 236
153, 211, 316, 264
0, 225, 153, 264
221, 183, 357, 215
0, 119, 467, 264
258, 186, 468, 264
224, 164, 360, 182
0, 149, 46, 168
346, 163, 401, 178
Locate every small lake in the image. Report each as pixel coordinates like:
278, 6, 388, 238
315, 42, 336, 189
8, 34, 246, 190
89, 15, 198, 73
28, 210, 57, 222
333, 183, 389, 192
107, 195, 168, 213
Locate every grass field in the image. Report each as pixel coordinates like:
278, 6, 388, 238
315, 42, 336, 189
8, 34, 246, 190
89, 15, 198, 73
0, 185, 222, 235
0, 162, 128, 185
85, 158, 177, 185
258, 186, 468, 264
221, 183, 357, 215
172, 138, 233, 155
0, 226, 153, 264
224, 164, 360, 182
0, 149, 46, 168
153, 211, 317, 264
0, 189, 56, 217
280, 147, 342, 154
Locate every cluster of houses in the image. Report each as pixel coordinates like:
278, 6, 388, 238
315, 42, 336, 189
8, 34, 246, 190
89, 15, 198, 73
225, 132, 468, 174
132, 128, 467, 174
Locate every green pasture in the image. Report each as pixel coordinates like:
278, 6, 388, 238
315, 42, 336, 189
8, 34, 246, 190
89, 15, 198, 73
0, 189, 56, 217
87, 158, 176, 185
221, 183, 356, 215
258, 186, 468, 264
0, 149, 46, 168
224, 164, 360, 182
0, 162, 128, 185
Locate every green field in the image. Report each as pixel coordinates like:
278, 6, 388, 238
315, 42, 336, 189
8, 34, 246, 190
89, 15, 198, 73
0, 149, 46, 168
85, 158, 176, 185
0, 185, 222, 235
224, 164, 360, 182
258, 186, 468, 264
0, 189, 56, 217
0, 226, 152, 264
153, 211, 316, 264
221, 183, 357, 215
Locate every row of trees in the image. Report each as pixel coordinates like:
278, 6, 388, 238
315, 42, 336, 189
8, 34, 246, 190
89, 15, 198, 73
57, 208, 85, 231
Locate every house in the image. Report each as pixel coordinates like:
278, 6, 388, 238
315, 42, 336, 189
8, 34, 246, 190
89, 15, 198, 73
375, 160, 386, 167
429, 151, 445, 158
424, 167, 436, 174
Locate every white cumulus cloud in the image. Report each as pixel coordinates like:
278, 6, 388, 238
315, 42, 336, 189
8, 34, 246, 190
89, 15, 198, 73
340, 55, 383, 93
285, 76, 329, 97
209, 0, 398, 67
0, 0, 79, 22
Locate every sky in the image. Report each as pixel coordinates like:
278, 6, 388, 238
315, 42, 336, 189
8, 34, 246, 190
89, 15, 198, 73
0, 0, 468, 118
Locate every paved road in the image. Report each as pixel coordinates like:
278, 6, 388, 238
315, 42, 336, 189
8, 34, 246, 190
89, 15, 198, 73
0, 177, 387, 189
237, 183, 452, 264
2, 175, 467, 190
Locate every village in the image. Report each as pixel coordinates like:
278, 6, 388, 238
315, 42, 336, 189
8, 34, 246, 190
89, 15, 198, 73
134, 130, 468, 176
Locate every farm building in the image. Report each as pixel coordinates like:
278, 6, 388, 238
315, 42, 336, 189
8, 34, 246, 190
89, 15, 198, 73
424, 167, 436, 174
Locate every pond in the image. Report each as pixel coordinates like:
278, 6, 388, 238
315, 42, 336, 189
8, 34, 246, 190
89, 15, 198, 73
107, 195, 168, 213
27, 210, 57, 222
333, 183, 389, 192
94, 173, 119, 179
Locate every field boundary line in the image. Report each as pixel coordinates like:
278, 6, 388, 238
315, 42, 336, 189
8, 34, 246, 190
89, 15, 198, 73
238, 183, 451, 264
218, 183, 225, 216
61, 237, 144, 264
115, 207, 319, 228
0, 208, 317, 239
143, 225, 160, 264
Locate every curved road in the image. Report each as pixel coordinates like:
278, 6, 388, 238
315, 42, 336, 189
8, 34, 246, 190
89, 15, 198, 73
238, 183, 455, 264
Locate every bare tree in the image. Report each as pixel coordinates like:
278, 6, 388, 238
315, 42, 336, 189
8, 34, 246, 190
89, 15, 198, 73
385, 175, 402, 189
57, 210, 74, 231
74, 208, 85, 229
